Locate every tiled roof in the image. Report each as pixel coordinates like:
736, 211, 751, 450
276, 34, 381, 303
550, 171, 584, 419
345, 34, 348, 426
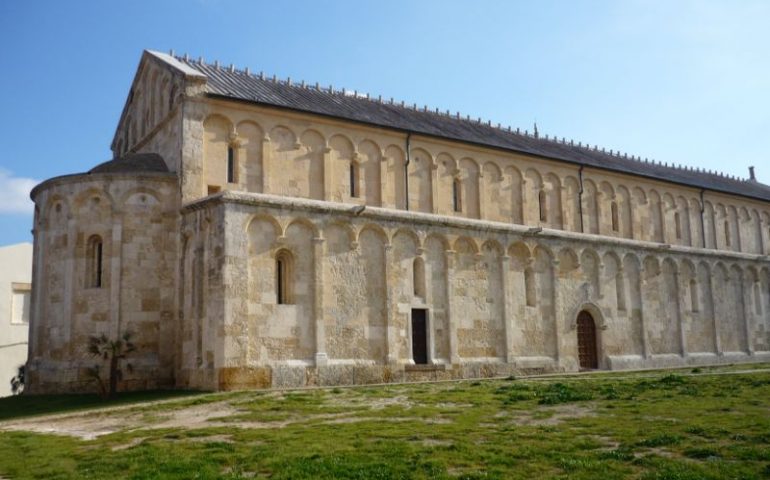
168, 54, 770, 203
89, 153, 169, 174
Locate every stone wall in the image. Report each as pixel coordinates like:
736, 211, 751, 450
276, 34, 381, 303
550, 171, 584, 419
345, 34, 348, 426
179, 192, 770, 390
189, 102, 770, 257
27, 173, 179, 394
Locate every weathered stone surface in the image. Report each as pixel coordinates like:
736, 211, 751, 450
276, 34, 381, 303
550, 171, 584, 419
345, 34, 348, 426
25, 50, 770, 394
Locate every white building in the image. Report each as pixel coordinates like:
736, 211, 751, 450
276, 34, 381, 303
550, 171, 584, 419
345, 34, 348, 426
0, 243, 32, 396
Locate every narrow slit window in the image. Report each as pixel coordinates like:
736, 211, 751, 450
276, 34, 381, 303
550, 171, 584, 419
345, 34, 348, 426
611, 201, 619, 232
452, 177, 462, 212
413, 257, 426, 298
538, 190, 547, 222
725, 221, 731, 247
675, 212, 682, 239
616, 274, 626, 311
525, 267, 536, 307
87, 235, 104, 288
276, 250, 293, 305
350, 162, 360, 198
227, 146, 235, 183
690, 279, 699, 312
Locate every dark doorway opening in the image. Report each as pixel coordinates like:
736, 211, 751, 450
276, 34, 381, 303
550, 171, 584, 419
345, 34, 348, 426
411, 308, 428, 364
577, 311, 598, 370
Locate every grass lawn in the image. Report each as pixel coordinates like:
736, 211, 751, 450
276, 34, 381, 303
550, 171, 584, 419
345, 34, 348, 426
1, 364, 769, 479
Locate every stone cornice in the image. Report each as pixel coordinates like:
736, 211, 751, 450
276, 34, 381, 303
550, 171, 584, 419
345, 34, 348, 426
183, 191, 770, 265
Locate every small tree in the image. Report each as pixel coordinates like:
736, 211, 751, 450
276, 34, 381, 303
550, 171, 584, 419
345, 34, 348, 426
10, 365, 25, 395
86, 331, 136, 399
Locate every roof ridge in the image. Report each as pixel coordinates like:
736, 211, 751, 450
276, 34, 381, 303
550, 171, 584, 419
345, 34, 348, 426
171, 50, 757, 186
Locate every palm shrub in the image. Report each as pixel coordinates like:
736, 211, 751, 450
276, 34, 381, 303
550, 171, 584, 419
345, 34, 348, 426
86, 331, 136, 399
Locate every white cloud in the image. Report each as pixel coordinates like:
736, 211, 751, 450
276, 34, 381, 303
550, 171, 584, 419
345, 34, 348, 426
0, 169, 39, 214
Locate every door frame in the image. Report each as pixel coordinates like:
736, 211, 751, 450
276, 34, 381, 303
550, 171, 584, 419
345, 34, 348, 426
409, 307, 432, 365
569, 303, 606, 370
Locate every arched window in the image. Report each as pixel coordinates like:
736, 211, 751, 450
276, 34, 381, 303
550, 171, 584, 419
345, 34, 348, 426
690, 279, 699, 312
350, 161, 360, 198
675, 212, 682, 239
87, 235, 104, 288
615, 273, 626, 311
611, 201, 619, 232
525, 267, 536, 307
413, 257, 426, 298
227, 145, 236, 183
724, 221, 731, 247
538, 190, 547, 222
276, 250, 293, 305
452, 177, 462, 212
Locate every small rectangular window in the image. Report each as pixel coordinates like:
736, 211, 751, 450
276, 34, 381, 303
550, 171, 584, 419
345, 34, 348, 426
11, 283, 31, 324
227, 146, 235, 183
350, 163, 359, 198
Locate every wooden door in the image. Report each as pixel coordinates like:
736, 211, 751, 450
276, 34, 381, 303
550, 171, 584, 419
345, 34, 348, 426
411, 309, 428, 364
577, 311, 598, 369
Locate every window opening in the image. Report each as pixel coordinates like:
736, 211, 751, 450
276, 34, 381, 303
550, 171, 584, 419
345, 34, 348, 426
227, 146, 235, 183
350, 162, 360, 198
276, 250, 292, 304
413, 257, 426, 298
616, 273, 626, 311
525, 267, 536, 307
87, 235, 104, 288
452, 177, 462, 212
538, 190, 547, 222
675, 212, 682, 239
690, 279, 699, 312
611, 201, 619, 232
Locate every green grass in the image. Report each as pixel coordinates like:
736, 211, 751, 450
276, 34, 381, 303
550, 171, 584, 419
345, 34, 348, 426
1, 365, 770, 479
0, 390, 203, 422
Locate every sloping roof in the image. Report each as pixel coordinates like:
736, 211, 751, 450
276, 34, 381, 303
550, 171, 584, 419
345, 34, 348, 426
89, 153, 170, 174
165, 53, 770, 203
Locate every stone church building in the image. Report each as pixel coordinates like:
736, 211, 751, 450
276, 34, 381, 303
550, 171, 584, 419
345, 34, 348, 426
27, 50, 770, 393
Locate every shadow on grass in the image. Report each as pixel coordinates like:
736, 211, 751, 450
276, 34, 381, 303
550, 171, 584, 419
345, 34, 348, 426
0, 390, 204, 422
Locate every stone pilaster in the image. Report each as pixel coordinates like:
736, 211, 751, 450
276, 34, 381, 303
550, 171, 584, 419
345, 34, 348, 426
313, 237, 327, 366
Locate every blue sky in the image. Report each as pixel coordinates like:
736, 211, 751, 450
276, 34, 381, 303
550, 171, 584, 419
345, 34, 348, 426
1, 0, 768, 246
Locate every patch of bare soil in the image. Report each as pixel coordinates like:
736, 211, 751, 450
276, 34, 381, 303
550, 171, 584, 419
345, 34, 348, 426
0, 401, 248, 440
508, 403, 596, 426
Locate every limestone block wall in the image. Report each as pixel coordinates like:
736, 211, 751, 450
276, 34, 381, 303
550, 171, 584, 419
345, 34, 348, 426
27, 173, 179, 393
181, 192, 770, 390
184, 101, 770, 259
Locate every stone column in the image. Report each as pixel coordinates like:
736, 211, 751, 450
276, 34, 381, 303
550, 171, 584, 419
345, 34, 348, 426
639, 278, 650, 359
379, 152, 391, 209
551, 258, 562, 364
261, 135, 272, 194
383, 243, 397, 365
322, 146, 333, 201
477, 172, 485, 220
29, 224, 44, 361
501, 254, 514, 363
430, 163, 439, 214
64, 218, 76, 350
742, 274, 754, 355
674, 270, 687, 357
445, 249, 459, 364
713, 273, 723, 356
109, 220, 123, 338
313, 237, 327, 366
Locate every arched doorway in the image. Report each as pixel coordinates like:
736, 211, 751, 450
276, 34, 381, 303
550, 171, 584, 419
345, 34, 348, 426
576, 311, 598, 369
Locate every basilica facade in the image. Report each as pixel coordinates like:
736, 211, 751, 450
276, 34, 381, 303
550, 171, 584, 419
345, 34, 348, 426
26, 50, 770, 392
